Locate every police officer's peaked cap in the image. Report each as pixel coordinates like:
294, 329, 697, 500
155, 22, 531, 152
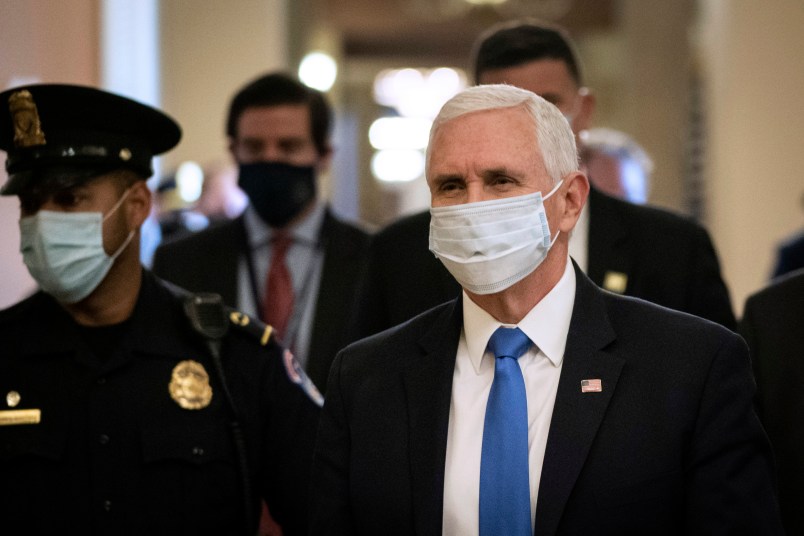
0, 83, 181, 195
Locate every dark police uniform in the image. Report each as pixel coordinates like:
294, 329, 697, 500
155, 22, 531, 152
0, 84, 321, 535
0, 271, 320, 535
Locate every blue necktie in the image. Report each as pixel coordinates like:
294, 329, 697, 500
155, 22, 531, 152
480, 327, 533, 536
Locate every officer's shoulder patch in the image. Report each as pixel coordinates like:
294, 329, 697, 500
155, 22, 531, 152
282, 349, 324, 407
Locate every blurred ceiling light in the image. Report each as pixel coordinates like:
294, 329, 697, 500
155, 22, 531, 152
373, 67, 467, 119
299, 51, 337, 92
464, 0, 508, 4
371, 149, 425, 183
175, 161, 204, 203
369, 117, 432, 150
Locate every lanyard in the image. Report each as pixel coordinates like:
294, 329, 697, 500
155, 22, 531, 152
241, 222, 321, 350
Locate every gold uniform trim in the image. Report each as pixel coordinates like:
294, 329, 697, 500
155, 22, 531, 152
261, 324, 273, 346
0, 409, 41, 426
169, 360, 213, 410
6, 390, 21, 408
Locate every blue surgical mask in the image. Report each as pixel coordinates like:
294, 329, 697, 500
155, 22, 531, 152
19, 188, 135, 303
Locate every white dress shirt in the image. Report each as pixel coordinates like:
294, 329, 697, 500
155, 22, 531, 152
443, 257, 576, 536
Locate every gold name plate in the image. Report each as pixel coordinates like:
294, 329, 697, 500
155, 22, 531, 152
0, 409, 41, 426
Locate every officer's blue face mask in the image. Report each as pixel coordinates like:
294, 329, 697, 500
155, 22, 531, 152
19, 187, 135, 304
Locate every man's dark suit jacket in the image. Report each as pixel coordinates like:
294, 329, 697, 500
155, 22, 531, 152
351, 187, 736, 339
152, 208, 370, 393
312, 263, 782, 535
771, 230, 804, 278
740, 268, 804, 535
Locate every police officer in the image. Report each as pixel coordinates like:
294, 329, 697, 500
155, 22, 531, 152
0, 84, 320, 535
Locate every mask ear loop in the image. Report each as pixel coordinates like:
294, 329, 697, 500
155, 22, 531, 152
102, 187, 137, 259
542, 179, 564, 201
542, 179, 565, 247
102, 187, 133, 222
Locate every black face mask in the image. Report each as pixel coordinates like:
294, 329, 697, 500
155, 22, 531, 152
237, 161, 316, 228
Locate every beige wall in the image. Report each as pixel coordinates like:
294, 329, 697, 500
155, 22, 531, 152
699, 0, 804, 315
159, 0, 288, 171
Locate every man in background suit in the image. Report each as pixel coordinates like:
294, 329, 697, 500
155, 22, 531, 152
351, 20, 735, 339
740, 268, 804, 535
311, 84, 780, 535
154, 72, 370, 394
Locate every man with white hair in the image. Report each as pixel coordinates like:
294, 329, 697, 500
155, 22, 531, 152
310, 84, 781, 535
580, 127, 653, 204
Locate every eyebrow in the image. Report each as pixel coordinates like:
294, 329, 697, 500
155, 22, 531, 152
480, 166, 520, 178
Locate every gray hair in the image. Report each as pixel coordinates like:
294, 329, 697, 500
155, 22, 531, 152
426, 84, 579, 184
580, 127, 653, 177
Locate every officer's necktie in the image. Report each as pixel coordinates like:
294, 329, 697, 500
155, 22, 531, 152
262, 232, 294, 339
479, 326, 532, 536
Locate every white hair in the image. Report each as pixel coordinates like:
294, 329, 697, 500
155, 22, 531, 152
580, 127, 653, 203
426, 84, 579, 184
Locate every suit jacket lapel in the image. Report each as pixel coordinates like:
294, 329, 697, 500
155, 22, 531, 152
534, 264, 623, 536
404, 299, 462, 536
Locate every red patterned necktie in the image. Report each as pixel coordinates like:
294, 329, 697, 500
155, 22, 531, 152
262, 232, 294, 340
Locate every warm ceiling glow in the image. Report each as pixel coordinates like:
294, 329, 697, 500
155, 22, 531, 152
371, 149, 425, 183
373, 67, 467, 119
368, 117, 432, 150
175, 161, 204, 203
299, 51, 338, 92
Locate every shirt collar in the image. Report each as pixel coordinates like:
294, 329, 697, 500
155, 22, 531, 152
243, 201, 325, 249
462, 256, 576, 374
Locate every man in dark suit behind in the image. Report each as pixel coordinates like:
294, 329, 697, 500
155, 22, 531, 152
153, 73, 370, 394
741, 268, 804, 535
310, 84, 781, 535
351, 20, 735, 340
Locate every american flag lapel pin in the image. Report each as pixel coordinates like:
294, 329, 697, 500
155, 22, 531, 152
581, 379, 602, 393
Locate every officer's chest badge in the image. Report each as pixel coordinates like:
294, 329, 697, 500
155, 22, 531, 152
169, 360, 213, 410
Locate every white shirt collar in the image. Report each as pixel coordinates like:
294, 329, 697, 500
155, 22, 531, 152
243, 200, 325, 249
462, 256, 576, 374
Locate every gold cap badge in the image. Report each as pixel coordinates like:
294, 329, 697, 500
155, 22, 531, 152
9, 90, 46, 147
169, 360, 213, 410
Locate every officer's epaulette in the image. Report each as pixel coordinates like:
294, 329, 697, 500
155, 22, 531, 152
225, 309, 277, 347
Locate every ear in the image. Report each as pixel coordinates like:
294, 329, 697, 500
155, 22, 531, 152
126, 180, 152, 230
573, 87, 596, 133
315, 143, 334, 174
557, 171, 590, 234
227, 135, 237, 157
